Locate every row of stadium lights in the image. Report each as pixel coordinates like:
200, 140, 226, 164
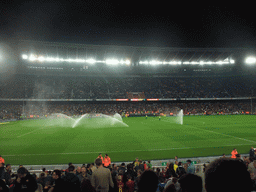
22, 54, 130, 65
21, 54, 248, 65
139, 60, 235, 65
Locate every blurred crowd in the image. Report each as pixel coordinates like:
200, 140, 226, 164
0, 101, 255, 119
1, 148, 256, 192
0, 75, 255, 99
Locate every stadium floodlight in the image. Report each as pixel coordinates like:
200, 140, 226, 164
125, 60, 130, 65
118, 59, 131, 65
149, 60, 162, 65
139, 61, 149, 64
206, 61, 213, 65
75, 59, 86, 63
29, 55, 36, 61
86, 59, 96, 64
38, 56, 45, 62
191, 61, 198, 65
246, 57, 256, 64
55, 58, 61, 62
46, 57, 55, 62
149, 60, 157, 65
22, 54, 28, 59
106, 59, 119, 65
230, 59, 235, 64
67, 58, 75, 62
183, 61, 189, 65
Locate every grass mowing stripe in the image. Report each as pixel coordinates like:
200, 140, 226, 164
2, 143, 249, 157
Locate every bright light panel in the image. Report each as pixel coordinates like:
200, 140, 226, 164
106, 59, 119, 65
246, 57, 256, 64
38, 56, 45, 62
22, 54, 28, 59
86, 59, 96, 64
29, 55, 36, 61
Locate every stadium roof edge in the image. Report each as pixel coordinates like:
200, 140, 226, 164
12, 39, 254, 52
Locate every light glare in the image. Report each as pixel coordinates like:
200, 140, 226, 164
22, 54, 28, 59
246, 57, 256, 64
106, 59, 119, 65
86, 59, 96, 64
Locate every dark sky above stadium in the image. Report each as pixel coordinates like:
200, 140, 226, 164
1, 0, 256, 48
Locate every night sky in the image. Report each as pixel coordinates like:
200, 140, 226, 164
1, 0, 256, 48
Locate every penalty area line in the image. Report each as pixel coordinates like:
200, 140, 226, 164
2, 143, 249, 157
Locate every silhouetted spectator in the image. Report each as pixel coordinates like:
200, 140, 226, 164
62, 165, 81, 192
137, 170, 158, 192
163, 184, 176, 192
117, 163, 126, 175
0, 179, 9, 192
166, 163, 177, 178
4, 164, 12, 186
178, 173, 202, 192
86, 164, 92, 176
176, 162, 186, 178
205, 157, 252, 192
81, 178, 96, 192
0, 163, 5, 180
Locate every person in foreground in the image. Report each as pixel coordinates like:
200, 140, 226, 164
178, 173, 202, 192
91, 158, 114, 192
204, 157, 252, 192
13, 167, 38, 192
137, 170, 159, 192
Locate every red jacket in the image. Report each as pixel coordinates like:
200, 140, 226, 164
126, 180, 135, 192
231, 150, 238, 158
103, 156, 111, 167
0, 157, 5, 164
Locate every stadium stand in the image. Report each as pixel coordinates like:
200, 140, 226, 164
0, 75, 255, 99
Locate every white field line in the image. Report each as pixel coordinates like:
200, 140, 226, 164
188, 125, 256, 144
2, 143, 250, 157
161, 118, 256, 144
17, 128, 44, 138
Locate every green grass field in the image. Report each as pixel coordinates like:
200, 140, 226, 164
1, 115, 256, 165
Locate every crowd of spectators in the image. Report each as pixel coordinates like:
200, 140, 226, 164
0, 101, 255, 120
0, 75, 255, 99
1, 149, 256, 192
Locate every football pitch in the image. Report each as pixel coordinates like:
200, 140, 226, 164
1, 115, 256, 165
